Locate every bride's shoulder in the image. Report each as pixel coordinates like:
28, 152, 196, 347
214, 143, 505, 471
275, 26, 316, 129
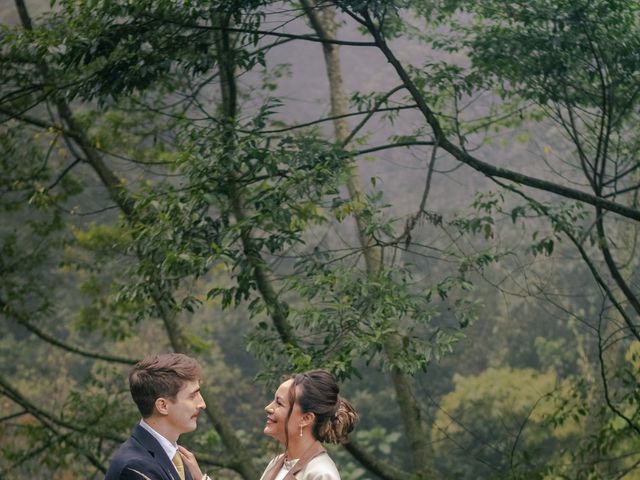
261, 453, 286, 477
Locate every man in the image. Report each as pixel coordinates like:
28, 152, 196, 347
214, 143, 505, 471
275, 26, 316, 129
105, 353, 207, 480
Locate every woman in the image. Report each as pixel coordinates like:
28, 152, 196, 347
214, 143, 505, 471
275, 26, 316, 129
178, 370, 358, 480
260, 369, 358, 480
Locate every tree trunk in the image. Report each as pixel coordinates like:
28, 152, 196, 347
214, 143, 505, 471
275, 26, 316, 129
301, 2, 434, 477
13, 3, 260, 478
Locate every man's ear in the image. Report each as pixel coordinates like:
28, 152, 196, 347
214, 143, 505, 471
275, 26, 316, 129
154, 397, 170, 416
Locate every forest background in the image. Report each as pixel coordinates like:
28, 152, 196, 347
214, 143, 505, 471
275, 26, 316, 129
1, 0, 639, 478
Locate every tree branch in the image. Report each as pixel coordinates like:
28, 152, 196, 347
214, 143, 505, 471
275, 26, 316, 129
0, 299, 138, 365
492, 179, 640, 342
595, 207, 640, 318
596, 316, 640, 436
160, 17, 377, 47
358, 9, 640, 222
341, 85, 406, 147
0, 370, 116, 473
352, 140, 435, 157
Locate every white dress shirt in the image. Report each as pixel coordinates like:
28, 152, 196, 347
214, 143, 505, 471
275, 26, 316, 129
139, 419, 210, 480
139, 419, 178, 463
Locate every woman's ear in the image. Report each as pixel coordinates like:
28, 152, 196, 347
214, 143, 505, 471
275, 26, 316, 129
301, 412, 316, 427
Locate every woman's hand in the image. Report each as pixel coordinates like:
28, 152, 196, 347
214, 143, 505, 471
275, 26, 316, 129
178, 445, 204, 480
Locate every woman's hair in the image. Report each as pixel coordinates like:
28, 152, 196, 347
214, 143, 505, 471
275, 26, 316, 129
286, 369, 358, 444
129, 353, 202, 417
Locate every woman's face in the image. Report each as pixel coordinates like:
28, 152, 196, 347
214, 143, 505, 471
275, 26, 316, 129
263, 379, 304, 445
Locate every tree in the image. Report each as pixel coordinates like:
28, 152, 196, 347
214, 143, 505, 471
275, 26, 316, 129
1, 0, 639, 479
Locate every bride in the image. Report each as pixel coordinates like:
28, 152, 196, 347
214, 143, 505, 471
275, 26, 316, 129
179, 369, 358, 480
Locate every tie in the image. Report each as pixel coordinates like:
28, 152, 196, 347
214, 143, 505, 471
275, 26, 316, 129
172, 451, 186, 480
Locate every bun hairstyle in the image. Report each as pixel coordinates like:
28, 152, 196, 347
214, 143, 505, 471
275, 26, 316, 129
289, 370, 358, 444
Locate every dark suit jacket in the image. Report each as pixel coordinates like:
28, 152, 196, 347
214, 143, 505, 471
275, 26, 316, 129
104, 424, 194, 480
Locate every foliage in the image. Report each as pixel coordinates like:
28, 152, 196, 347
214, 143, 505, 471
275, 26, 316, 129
432, 368, 578, 478
1, 0, 639, 479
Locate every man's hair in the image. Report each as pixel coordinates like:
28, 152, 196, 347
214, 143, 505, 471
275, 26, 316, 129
129, 353, 202, 418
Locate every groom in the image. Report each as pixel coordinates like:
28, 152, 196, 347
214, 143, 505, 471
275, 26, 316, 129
105, 353, 207, 480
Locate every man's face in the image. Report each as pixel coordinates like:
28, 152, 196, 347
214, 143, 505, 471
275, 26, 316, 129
164, 380, 206, 436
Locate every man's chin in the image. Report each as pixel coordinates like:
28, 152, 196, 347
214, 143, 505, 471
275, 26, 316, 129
183, 420, 198, 432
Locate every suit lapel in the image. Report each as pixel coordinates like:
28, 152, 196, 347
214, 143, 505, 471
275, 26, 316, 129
132, 424, 180, 480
